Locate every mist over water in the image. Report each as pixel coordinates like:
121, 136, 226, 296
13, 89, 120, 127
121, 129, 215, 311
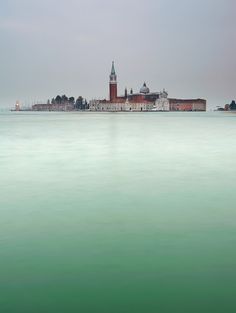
1, 112, 236, 313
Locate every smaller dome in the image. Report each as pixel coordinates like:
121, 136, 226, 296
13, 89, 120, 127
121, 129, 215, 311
140, 82, 150, 94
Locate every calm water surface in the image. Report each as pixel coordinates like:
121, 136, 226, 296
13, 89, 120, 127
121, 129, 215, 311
0, 112, 236, 313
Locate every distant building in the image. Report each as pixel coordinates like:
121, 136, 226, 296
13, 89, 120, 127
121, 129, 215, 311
154, 90, 169, 111
90, 62, 160, 111
169, 98, 206, 111
32, 103, 74, 111
90, 62, 206, 112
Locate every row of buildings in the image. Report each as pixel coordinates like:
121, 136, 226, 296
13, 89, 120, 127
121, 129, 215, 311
89, 62, 206, 112
31, 62, 206, 112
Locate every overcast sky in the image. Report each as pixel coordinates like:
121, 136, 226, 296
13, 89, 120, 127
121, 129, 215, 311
0, 0, 235, 109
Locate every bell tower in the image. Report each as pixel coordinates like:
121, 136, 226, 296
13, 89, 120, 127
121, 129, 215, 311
109, 61, 117, 102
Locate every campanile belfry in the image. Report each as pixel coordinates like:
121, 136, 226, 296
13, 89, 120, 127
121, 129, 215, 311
109, 61, 117, 101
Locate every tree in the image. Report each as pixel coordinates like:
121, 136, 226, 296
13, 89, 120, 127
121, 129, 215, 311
61, 95, 68, 104
75, 96, 83, 110
51, 98, 55, 104
69, 97, 75, 105
229, 100, 236, 110
55, 95, 62, 104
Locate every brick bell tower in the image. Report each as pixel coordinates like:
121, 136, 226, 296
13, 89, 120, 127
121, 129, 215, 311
109, 61, 117, 102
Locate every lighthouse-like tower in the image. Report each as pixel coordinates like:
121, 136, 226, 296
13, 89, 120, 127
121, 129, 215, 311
109, 61, 117, 102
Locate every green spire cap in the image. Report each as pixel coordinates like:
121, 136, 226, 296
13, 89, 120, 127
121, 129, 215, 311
111, 61, 116, 75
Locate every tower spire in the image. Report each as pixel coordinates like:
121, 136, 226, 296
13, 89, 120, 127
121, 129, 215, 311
110, 61, 117, 82
111, 61, 116, 75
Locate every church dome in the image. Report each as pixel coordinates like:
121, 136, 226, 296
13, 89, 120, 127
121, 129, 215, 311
140, 82, 150, 94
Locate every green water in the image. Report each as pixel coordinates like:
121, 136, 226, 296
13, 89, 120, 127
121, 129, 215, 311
1, 112, 236, 313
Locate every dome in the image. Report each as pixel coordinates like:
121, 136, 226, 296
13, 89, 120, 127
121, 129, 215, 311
140, 82, 150, 94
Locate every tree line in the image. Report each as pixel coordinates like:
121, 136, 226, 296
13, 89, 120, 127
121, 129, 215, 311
50, 95, 89, 110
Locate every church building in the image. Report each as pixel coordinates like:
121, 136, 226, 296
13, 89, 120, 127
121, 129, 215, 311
89, 62, 206, 112
90, 62, 165, 111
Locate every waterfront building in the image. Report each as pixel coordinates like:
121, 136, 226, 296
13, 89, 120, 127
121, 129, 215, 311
32, 102, 74, 111
169, 98, 206, 111
89, 62, 159, 112
153, 90, 170, 111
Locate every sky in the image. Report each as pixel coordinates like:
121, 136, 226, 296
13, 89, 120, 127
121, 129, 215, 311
0, 0, 235, 109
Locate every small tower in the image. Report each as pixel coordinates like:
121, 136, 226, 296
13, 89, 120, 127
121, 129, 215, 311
125, 87, 128, 98
109, 61, 117, 102
15, 100, 20, 111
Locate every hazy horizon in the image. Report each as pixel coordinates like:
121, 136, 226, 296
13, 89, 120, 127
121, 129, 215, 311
0, 0, 235, 109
